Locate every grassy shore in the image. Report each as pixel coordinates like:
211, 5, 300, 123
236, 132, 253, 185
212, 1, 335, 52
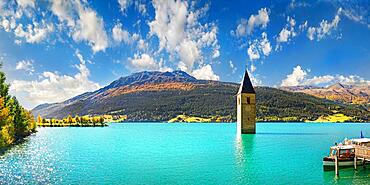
37, 123, 108, 127
168, 114, 366, 123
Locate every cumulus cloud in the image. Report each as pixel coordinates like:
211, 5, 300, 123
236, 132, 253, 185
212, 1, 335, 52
260, 32, 271, 56
247, 32, 271, 61
49, 0, 108, 52
9, 55, 100, 109
15, 60, 34, 73
178, 39, 200, 72
0, 0, 109, 52
13, 20, 53, 43
212, 47, 220, 59
72, 2, 108, 53
50, 0, 75, 27
307, 9, 341, 41
128, 53, 171, 72
233, 8, 269, 37
148, 0, 220, 75
281, 65, 370, 86
277, 28, 292, 42
247, 43, 260, 61
277, 17, 297, 44
149, 0, 187, 52
281, 65, 307, 86
112, 23, 131, 44
192, 64, 219, 81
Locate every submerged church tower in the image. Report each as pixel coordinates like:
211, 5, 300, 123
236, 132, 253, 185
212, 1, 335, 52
237, 70, 256, 134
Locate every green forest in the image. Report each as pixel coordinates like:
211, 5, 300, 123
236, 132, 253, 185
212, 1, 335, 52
33, 81, 369, 122
0, 64, 36, 149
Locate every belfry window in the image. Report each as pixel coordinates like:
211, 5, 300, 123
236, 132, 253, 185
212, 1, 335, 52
247, 97, 250, 104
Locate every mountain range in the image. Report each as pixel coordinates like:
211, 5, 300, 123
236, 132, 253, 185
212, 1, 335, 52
281, 83, 370, 105
32, 71, 370, 122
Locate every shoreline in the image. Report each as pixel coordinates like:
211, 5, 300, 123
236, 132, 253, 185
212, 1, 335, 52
37, 123, 108, 127
0, 131, 37, 155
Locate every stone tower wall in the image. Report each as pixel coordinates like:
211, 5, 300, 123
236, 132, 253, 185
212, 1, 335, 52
237, 93, 256, 134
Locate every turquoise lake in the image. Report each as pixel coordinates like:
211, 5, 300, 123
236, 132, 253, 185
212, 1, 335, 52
0, 123, 369, 184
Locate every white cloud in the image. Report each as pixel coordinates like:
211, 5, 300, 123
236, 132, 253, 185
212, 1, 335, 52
13, 20, 54, 43
49, 0, 109, 52
234, 8, 269, 37
118, 0, 132, 13
50, 0, 75, 27
247, 32, 271, 61
134, 1, 146, 15
15, 60, 34, 73
249, 72, 262, 86
277, 17, 297, 44
289, 0, 310, 9
149, 0, 188, 52
1, 19, 10, 32
229, 60, 236, 73
200, 25, 218, 46
307, 9, 341, 41
281, 65, 307, 86
281, 65, 370, 86
148, 0, 219, 73
278, 28, 291, 43
332, 2, 370, 29
260, 32, 271, 56
192, 64, 219, 81
112, 23, 131, 44
16, 0, 35, 9
72, 3, 108, 53
307, 27, 315, 40
250, 63, 256, 73
128, 53, 171, 72
303, 75, 370, 86
247, 43, 260, 61
178, 39, 200, 72
9, 55, 100, 109
212, 48, 220, 59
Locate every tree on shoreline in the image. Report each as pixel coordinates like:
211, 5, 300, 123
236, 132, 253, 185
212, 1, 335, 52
0, 64, 36, 148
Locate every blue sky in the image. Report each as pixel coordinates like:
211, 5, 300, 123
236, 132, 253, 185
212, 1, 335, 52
0, 0, 369, 109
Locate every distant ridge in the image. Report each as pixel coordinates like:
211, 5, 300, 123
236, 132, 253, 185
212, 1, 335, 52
281, 83, 370, 104
32, 71, 370, 122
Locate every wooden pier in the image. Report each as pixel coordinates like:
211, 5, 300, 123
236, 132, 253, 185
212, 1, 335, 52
334, 145, 370, 176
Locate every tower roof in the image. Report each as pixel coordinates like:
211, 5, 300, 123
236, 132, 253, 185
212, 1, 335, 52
238, 70, 255, 94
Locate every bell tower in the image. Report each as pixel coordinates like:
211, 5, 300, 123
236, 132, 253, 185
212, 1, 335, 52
237, 70, 256, 134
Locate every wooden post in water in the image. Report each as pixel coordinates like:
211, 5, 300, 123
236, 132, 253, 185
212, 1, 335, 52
334, 155, 339, 176
354, 157, 357, 170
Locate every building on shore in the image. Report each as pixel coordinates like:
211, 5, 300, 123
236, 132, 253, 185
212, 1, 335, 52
237, 70, 256, 134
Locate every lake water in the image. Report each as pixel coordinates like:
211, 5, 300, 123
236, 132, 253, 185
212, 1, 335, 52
0, 123, 369, 184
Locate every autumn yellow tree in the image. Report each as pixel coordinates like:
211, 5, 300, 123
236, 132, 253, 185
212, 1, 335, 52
67, 115, 73, 124
75, 115, 80, 123
37, 115, 42, 124
0, 96, 14, 147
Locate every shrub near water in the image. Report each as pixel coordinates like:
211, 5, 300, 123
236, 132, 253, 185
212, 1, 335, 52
0, 64, 36, 148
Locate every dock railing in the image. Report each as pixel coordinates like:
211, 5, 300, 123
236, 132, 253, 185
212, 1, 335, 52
355, 145, 370, 159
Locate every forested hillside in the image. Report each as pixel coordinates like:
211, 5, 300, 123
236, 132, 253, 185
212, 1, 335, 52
0, 64, 36, 149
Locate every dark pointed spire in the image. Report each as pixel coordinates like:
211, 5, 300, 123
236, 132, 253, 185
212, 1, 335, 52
238, 70, 255, 94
